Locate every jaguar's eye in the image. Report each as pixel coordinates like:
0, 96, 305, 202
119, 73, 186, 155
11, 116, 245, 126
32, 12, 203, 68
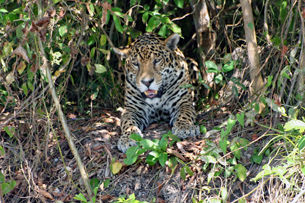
131, 62, 139, 68
153, 59, 161, 66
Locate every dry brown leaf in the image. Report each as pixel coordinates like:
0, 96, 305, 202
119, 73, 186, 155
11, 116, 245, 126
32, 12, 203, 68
13, 45, 30, 63
38, 188, 54, 200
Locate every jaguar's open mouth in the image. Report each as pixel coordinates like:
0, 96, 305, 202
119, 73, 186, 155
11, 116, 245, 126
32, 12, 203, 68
144, 89, 158, 98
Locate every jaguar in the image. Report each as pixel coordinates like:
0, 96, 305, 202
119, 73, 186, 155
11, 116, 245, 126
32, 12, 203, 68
114, 33, 200, 152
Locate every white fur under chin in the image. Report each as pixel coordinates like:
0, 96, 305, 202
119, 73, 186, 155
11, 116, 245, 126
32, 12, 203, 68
145, 97, 161, 106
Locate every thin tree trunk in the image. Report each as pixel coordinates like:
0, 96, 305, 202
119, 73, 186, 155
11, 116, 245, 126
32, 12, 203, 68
240, 0, 264, 97
298, 0, 305, 104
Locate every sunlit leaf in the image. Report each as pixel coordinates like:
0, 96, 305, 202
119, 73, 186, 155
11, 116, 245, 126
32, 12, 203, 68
205, 61, 219, 73
113, 15, 124, 33
21, 83, 28, 96
234, 164, 247, 182
174, 0, 184, 8
4, 126, 15, 138
73, 193, 87, 202
59, 25, 68, 37
100, 34, 107, 46
236, 112, 245, 128
95, 64, 107, 74
130, 133, 143, 141
110, 161, 123, 174
284, 119, 305, 133
158, 152, 168, 167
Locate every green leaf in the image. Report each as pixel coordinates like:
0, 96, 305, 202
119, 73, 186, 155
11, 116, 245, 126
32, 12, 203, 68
146, 151, 159, 166
205, 61, 219, 73
222, 61, 235, 72
174, 0, 184, 8
113, 15, 124, 33
0, 8, 8, 13
124, 146, 139, 165
4, 126, 15, 138
284, 119, 305, 133
169, 23, 181, 35
100, 34, 107, 46
130, 133, 143, 141
214, 74, 223, 84
21, 83, 28, 96
146, 16, 161, 32
159, 136, 168, 151
201, 155, 217, 164
158, 152, 168, 167
298, 136, 305, 151
95, 64, 107, 74
2, 180, 16, 195
52, 0, 61, 4
142, 11, 149, 23
158, 24, 167, 37
90, 178, 100, 190
74, 193, 88, 202
234, 164, 247, 182
236, 112, 245, 128
0, 146, 5, 156
140, 139, 156, 150
180, 167, 186, 180
185, 165, 194, 176
59, 25, 68, 37
266, 75, 273, 87
251, 149, 263, 164
200, 125, 207, 134
103, 179, 110, 188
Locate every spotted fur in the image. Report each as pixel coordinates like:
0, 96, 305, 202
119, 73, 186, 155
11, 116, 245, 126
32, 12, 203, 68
114, 33, 199, 152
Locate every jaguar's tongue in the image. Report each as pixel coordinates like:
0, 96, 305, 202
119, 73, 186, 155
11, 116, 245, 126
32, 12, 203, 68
144, 89, 158, 98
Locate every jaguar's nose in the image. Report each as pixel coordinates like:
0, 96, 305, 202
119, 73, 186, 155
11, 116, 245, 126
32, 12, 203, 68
141, 78, 154, 87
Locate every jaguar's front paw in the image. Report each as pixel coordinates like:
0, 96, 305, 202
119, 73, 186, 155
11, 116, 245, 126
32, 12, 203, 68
118, 126, 143, 153
117, 134, 137, 153
172, 123, 200, 139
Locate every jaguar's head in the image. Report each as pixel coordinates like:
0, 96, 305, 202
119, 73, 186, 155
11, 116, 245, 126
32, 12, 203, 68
114, 33, 180, 99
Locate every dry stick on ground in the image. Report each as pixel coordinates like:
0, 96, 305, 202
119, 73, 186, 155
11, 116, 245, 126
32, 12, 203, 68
37, 36, 93, 198
240, 0, 264, 98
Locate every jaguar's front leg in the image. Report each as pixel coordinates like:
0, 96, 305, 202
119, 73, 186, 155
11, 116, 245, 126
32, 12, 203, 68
118, 110, 148, 153
171, 101, 200, 139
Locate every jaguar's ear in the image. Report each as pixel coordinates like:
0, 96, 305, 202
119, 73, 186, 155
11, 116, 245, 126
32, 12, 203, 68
165, 34, 180, 51
113, 47, 130, 58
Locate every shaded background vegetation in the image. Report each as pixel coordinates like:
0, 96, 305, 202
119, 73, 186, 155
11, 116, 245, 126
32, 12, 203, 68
1, 0, 305, 202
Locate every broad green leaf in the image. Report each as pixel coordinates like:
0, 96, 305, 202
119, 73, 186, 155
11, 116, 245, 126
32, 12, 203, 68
59, 25, 68, 37
174, 0, 184, 8
113, 15, 124, 33
220, 187, 228, 202
146, 16, 161, 32
158, 152, 168, 167
185, 165, 194, 176
88, 3, 95, 16
234, 164, 247, 182
200, 125, 207, 134
103, 179, 110, 188
0, 146, 4, 156
266, 75, 273, 87
159, 136, 168, 151
284, 119, 305, 133
180, 167, 186, 180
205, 61, 219, 73
74, 193, 87, 202
140, 139, 155, 150
146, 151, 159, 166
4, 126, 15, 138
227, 117, 237, 132
214, 74, 223, 84
158, 24, 167, 37
110, 161, 123, 174
169, 23, 181, 35
95, 64, 107, 74
21, 83, 28, 96
236, 112, 245, 128
124, 146, 139, 165
142, 11, 149, 23
52, 0, 61, 4
90, 178, 100, 189
298, 136, 305, 151
2, 180, 16, 195
130, 133, 143, 141
0, 8, 8, 13
222, 61, 235, 72
100, 34, 107, 46
251, 150, 263, 164
201, 155, 217, 164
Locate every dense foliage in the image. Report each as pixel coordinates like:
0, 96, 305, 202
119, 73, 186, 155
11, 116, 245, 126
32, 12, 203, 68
1, 0, 305, 202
